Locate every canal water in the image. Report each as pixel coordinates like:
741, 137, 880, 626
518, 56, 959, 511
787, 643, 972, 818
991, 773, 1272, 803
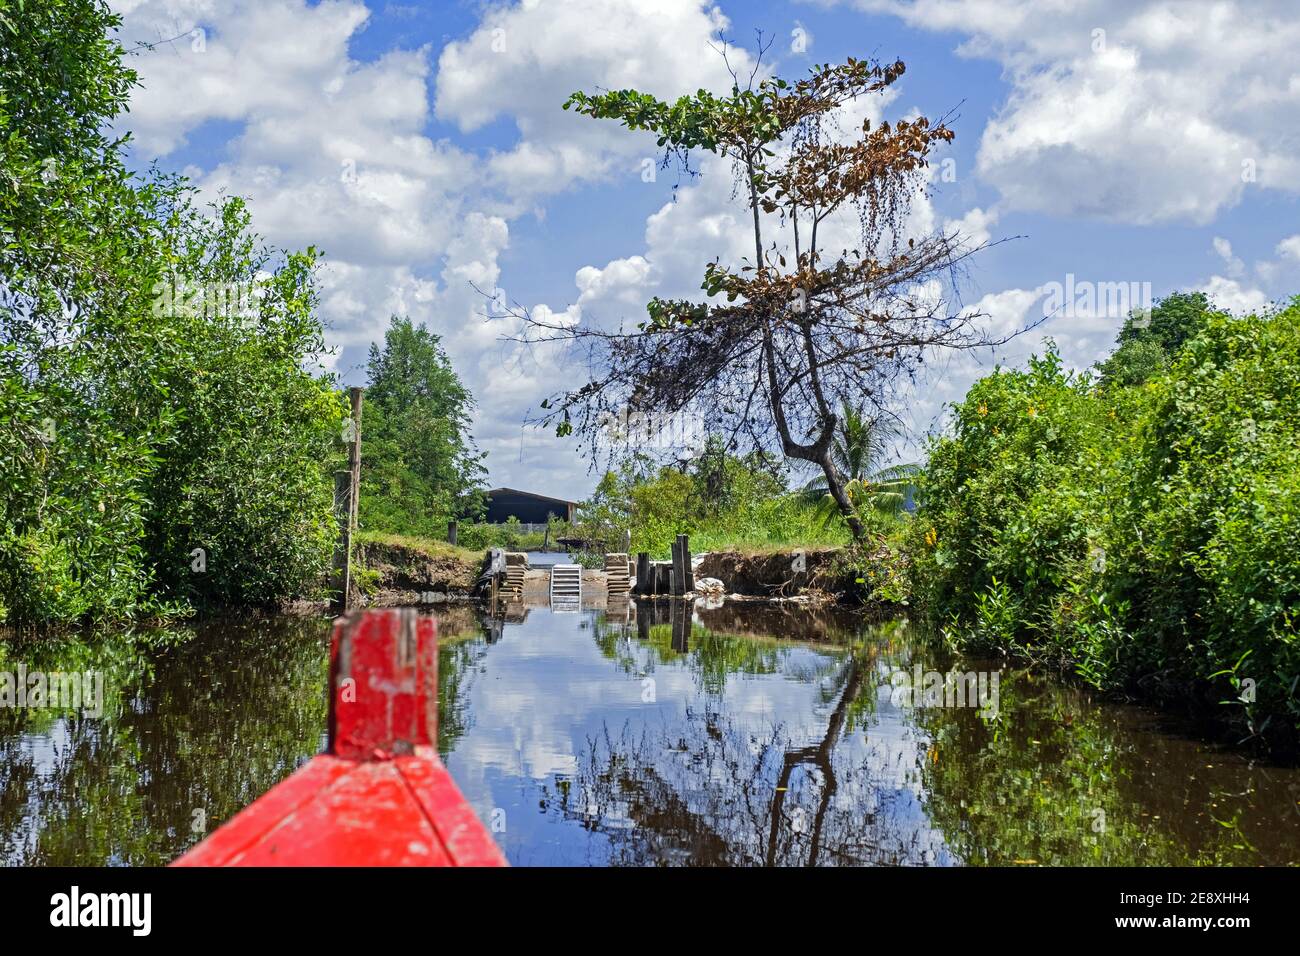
1, 603, 1297, 866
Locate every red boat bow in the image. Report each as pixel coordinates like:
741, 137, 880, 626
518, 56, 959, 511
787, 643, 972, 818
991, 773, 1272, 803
173, 608, 506, 867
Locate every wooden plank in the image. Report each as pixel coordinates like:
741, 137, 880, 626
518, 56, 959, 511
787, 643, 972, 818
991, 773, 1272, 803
222, 759, 453, 867
635, 552, 650, 595
331, 470, 352, 609
655, 562, 671, 595
681, 535, 691, 595
347, 386, 364, 530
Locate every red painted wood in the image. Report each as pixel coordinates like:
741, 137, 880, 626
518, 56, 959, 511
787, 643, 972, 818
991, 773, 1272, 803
397, 749, 507, 867
172, 755, 354, 867
173, 609, 506, 867
329, 608, 438, 760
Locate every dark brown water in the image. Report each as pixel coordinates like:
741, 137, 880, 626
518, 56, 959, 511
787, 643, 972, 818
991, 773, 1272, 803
1, 602, 1297, 866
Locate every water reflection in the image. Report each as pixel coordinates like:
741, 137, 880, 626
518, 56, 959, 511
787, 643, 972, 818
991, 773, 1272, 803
1, 602, 1297, 866
446, 601, 1300, 866
0, 614, 333, 866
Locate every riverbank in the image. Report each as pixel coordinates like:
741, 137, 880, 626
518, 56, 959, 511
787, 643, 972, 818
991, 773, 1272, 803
346, 531, 876, 605
351, 531, 483, 605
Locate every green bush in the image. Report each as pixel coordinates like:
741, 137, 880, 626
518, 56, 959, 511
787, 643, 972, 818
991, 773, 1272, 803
140, 199, 347, 609
1117, 303, 1300, 730
907, 348, 1123, 646
569, 443, 848, 559
0, 5, 347, 622
0, 371, 164, 623
456, 518, 549, 553
909, 298, 1300, 744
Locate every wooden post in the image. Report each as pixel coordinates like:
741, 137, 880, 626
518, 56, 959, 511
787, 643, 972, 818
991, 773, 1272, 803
486, 547, 503, 608
347, 387, 364, 530
447, 520, 458, 546
655, 561, 671, 596
678, 533, 694, 593
635, 552, 650, 596
331, 470, 353, 610
670, 537, 684, 596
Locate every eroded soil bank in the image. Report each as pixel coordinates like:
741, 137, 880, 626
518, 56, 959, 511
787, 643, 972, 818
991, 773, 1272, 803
696, 548, 849, 598
354, 538, 481, 606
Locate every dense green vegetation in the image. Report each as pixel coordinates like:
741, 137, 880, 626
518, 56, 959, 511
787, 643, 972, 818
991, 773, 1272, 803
358, 316, 486, 539
456, 519, 552, 552
908, 293, 1300, 745
568, 438, 852, 561
1, 1, 347, 624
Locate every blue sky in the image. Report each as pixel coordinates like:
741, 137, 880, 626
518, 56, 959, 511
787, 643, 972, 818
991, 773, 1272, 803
112, 0, 1300, 499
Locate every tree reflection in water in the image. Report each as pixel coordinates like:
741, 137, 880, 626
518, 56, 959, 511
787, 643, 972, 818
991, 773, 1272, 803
523, 600, 1300, 866
0, 614, 332, 866
540, 602, 952, 866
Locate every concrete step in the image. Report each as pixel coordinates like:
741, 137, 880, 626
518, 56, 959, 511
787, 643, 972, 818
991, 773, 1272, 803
502, 565, 526, 594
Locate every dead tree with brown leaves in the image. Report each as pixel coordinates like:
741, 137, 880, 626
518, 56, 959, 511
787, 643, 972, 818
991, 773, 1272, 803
506, 41, 1012, 541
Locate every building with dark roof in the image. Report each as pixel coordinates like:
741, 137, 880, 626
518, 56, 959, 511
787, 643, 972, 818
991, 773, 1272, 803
484, 488, 578, 524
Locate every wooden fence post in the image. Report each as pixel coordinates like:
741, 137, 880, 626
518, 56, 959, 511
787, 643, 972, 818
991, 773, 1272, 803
447, 520, 458, 546
670, 535, 694, 596
347, 387, 364, 531
655, 562, 671, 596
678, 533, 694, 593
332, 470, 353, 610
635, 552, 649, 595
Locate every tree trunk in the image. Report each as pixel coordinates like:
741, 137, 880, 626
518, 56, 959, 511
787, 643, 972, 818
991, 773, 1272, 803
747, 150, 865, 544
761, 332, 866, 543
818, 450, 865, 542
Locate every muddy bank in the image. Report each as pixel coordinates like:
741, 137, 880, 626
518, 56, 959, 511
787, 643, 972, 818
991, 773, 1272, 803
349, 539, 879, 610
690, 600, 869, 642
696, 548, 849, 598
355, 539, 482, 606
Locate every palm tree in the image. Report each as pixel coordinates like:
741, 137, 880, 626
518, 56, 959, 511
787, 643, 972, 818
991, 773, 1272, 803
803, 403, 920, 529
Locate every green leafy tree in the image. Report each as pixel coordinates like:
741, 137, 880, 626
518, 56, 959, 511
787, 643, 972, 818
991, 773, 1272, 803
142, 196, 347, 608
360, 316, 486, 536
1, 1, 349, 621
1098, 291, 1220, 386
1, 0, 169, 623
